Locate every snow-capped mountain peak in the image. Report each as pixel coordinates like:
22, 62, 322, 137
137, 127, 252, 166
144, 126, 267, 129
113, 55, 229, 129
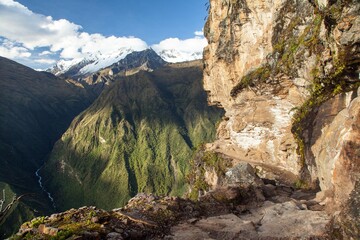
48, 47, 145, 78
49, 45, 204, 78
156, 48, 203, 63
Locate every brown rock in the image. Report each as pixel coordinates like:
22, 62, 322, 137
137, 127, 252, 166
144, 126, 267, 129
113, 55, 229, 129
262, 184, 276, 198
38, 224, 58, 236
224, 162, 263, 188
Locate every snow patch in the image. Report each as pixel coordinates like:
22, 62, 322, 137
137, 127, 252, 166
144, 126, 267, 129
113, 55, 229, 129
155, 49, 203, 63
50, 47, 146, 76
79, 47, 135, 75
50, 58, 83, 75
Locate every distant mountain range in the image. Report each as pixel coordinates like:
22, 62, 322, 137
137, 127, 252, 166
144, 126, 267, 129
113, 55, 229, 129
50, 49, 169, 96
48, 47, 203, 78
0, 50, 221, 236
80, 49, 167, 94
42, 60, 223, 211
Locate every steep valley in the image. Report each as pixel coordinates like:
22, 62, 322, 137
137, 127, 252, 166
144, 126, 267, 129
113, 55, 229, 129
0, 57, 94, 236
41, 61, 224, 211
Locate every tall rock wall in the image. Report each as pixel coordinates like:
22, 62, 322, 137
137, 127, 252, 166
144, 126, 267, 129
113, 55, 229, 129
203, 0, 318, 178
203, 0, 359, 236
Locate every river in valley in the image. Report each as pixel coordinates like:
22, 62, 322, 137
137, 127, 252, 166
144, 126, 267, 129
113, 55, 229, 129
35, 167, 56, 210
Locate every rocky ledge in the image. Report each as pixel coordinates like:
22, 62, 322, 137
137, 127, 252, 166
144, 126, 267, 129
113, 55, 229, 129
13, 165, 333, 239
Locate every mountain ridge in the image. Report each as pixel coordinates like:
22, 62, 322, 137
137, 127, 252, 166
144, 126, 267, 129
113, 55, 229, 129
0, 56, 95, 236
48, 47, 203, 79
41, 60, 224, 211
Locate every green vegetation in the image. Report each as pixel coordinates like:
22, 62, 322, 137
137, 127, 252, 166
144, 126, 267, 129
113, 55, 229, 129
0, 57, 94, 236
230, 65, 271, 97
230, 11, 323, 98
187, 146, 230, 200
0, 183, 35, 238
50, 230, 74, 240
293, 179, 309, 189
291, 49, 360, 168
43, 64, 224, 211
29, 216, 45, 228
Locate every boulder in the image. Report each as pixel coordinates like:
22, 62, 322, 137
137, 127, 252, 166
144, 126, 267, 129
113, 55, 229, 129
224, 162, 263, 188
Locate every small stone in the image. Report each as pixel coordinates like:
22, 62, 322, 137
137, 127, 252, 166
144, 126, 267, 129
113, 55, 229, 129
83, 231, 100, 238
298, 204, 308, 210
91, 216, 99, 223
147, 195, 155, 202
337, 20, 352, 31
114, 228, 124, 233
112, 208, 123, 212
128, 230, 145, 239
225, 163, 263, 188
107, 232, 123, 240
18, 227, 33, 235
48, 214, 59, 221
184, 205, 193, 213
255, 188, 266, 201
308, 204, 325, 211
187, 218, 198, 224
38, 224, 58, 236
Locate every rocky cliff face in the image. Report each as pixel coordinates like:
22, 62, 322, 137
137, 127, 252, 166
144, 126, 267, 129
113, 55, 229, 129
204, 0, 314, 178
203, 0, 359, 237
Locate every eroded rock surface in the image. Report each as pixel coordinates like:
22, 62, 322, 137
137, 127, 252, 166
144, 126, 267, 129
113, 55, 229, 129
203, 0, 360, 238
170, 201, 330, 240
14, 181, 332, 239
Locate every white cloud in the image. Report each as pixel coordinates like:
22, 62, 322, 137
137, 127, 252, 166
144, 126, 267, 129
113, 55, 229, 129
39, 50, 55, 56
152, 37, 207, 53
0, 1, 81, 50
194, 31, 204, 36
34, 58, 56, 64
151, 34, 207, 62
0, 0, 206, 68
0, 0, 147, 63
0, 39, 31, 58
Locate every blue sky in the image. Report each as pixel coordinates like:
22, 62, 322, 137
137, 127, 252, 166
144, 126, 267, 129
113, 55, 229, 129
16, 0, 208, 44
0, 0, 208, 69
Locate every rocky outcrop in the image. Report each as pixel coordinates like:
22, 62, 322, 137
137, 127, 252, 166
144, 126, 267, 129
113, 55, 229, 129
310, 89, 360, 208
14, 180, 333, 239
203, 0, 359, 237
170, 201, 330, 239
203, 0, 317, 178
